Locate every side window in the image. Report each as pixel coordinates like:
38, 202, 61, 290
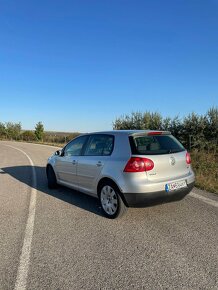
84, 135, 114, 156
64, 136, 88, 157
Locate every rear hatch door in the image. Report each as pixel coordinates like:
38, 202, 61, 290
129, 133, 190, 181
145, 151, 189, 181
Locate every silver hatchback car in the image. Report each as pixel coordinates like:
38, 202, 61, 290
46, 130, 195, 218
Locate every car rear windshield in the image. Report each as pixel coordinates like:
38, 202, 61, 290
129, 135, 185, 155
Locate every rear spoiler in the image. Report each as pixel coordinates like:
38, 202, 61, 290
130, 131, 171, 137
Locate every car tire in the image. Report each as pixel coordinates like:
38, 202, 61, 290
99, 181, 127, 219
47, 166, 57, 189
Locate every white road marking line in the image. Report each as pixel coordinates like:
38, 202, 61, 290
0, 140, 60, 149
5, 145, 37, 290
189, 191, 218, 208
20, 142, 60, 149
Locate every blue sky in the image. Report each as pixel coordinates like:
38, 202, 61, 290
0, 0, 217, 132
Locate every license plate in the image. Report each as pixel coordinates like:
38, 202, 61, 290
165, 180, 187, 192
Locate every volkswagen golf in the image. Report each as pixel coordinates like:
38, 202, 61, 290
46, 130, 195, 218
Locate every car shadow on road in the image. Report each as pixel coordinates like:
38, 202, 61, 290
2, 165, 188, 217
2, 165, 103, 217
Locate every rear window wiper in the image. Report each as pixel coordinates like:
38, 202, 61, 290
167, 149, 183, 153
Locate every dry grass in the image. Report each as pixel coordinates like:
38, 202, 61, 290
191, 150, 218, 193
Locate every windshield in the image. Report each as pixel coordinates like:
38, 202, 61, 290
129, 135, 185, 155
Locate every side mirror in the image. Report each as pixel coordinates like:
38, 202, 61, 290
55, 150, 62, 156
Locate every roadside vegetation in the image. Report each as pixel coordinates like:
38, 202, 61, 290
0, 107, 217, 193
0, 121, 80, 145
191, 150, 218, 193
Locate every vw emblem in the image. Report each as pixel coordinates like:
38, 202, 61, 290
170, 156, 176, 166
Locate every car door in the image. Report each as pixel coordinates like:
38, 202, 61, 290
55, 135, 88, 188
77, 134, 114, 194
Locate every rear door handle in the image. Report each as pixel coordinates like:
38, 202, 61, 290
96, 161, 102, 167
72, 160, 77, 165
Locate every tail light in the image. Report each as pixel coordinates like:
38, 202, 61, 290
186, 152, 191, 164
124, 157, 154, 172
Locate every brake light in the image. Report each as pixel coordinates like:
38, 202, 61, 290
124, 157, 154, 172
186, 152, 191, 164
147, 131, 163, 135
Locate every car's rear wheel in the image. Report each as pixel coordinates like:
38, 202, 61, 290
99, 182, 127, 219
47, 166, 57, 189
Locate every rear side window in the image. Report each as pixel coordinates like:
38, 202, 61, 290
129, 135, 185, 155
84, 134, 114, 156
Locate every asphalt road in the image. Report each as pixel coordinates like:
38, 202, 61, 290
0, 141, 217, 290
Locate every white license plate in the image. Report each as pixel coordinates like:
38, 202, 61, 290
165, 180, 187, 192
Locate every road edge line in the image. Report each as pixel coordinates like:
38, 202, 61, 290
5, 145, 37, 290
189, 191, 218, 208
1, 140, 60, 149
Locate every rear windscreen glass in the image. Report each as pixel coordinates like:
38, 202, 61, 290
129, 135, 185, 155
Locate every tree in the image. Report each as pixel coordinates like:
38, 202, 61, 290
205, 107, 218, 141
0, 122, 6, 138
22, 130, 36, 141
113, 111, 162, 130
112, 106, 218, 152
143, 112, 162, 130
5, 122, 22, 140
35, 122, 44, 141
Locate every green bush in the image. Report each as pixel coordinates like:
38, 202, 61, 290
113, 106, 218, 151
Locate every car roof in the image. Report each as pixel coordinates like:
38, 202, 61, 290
83, 130, 171, 136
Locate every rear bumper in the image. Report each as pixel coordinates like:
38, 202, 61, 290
123, 182, 195, 207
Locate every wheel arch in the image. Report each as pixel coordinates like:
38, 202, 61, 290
97, 177, 129, 207
46, 163, 53, 174
46, 164, 58, 179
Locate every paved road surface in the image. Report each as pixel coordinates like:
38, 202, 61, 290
0, 141, 217, 290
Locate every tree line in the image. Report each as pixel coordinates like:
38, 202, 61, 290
113, 107, 218, 151
0, 121, 45, 142
0, 106, 217, 150
0, 121, 80, 144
